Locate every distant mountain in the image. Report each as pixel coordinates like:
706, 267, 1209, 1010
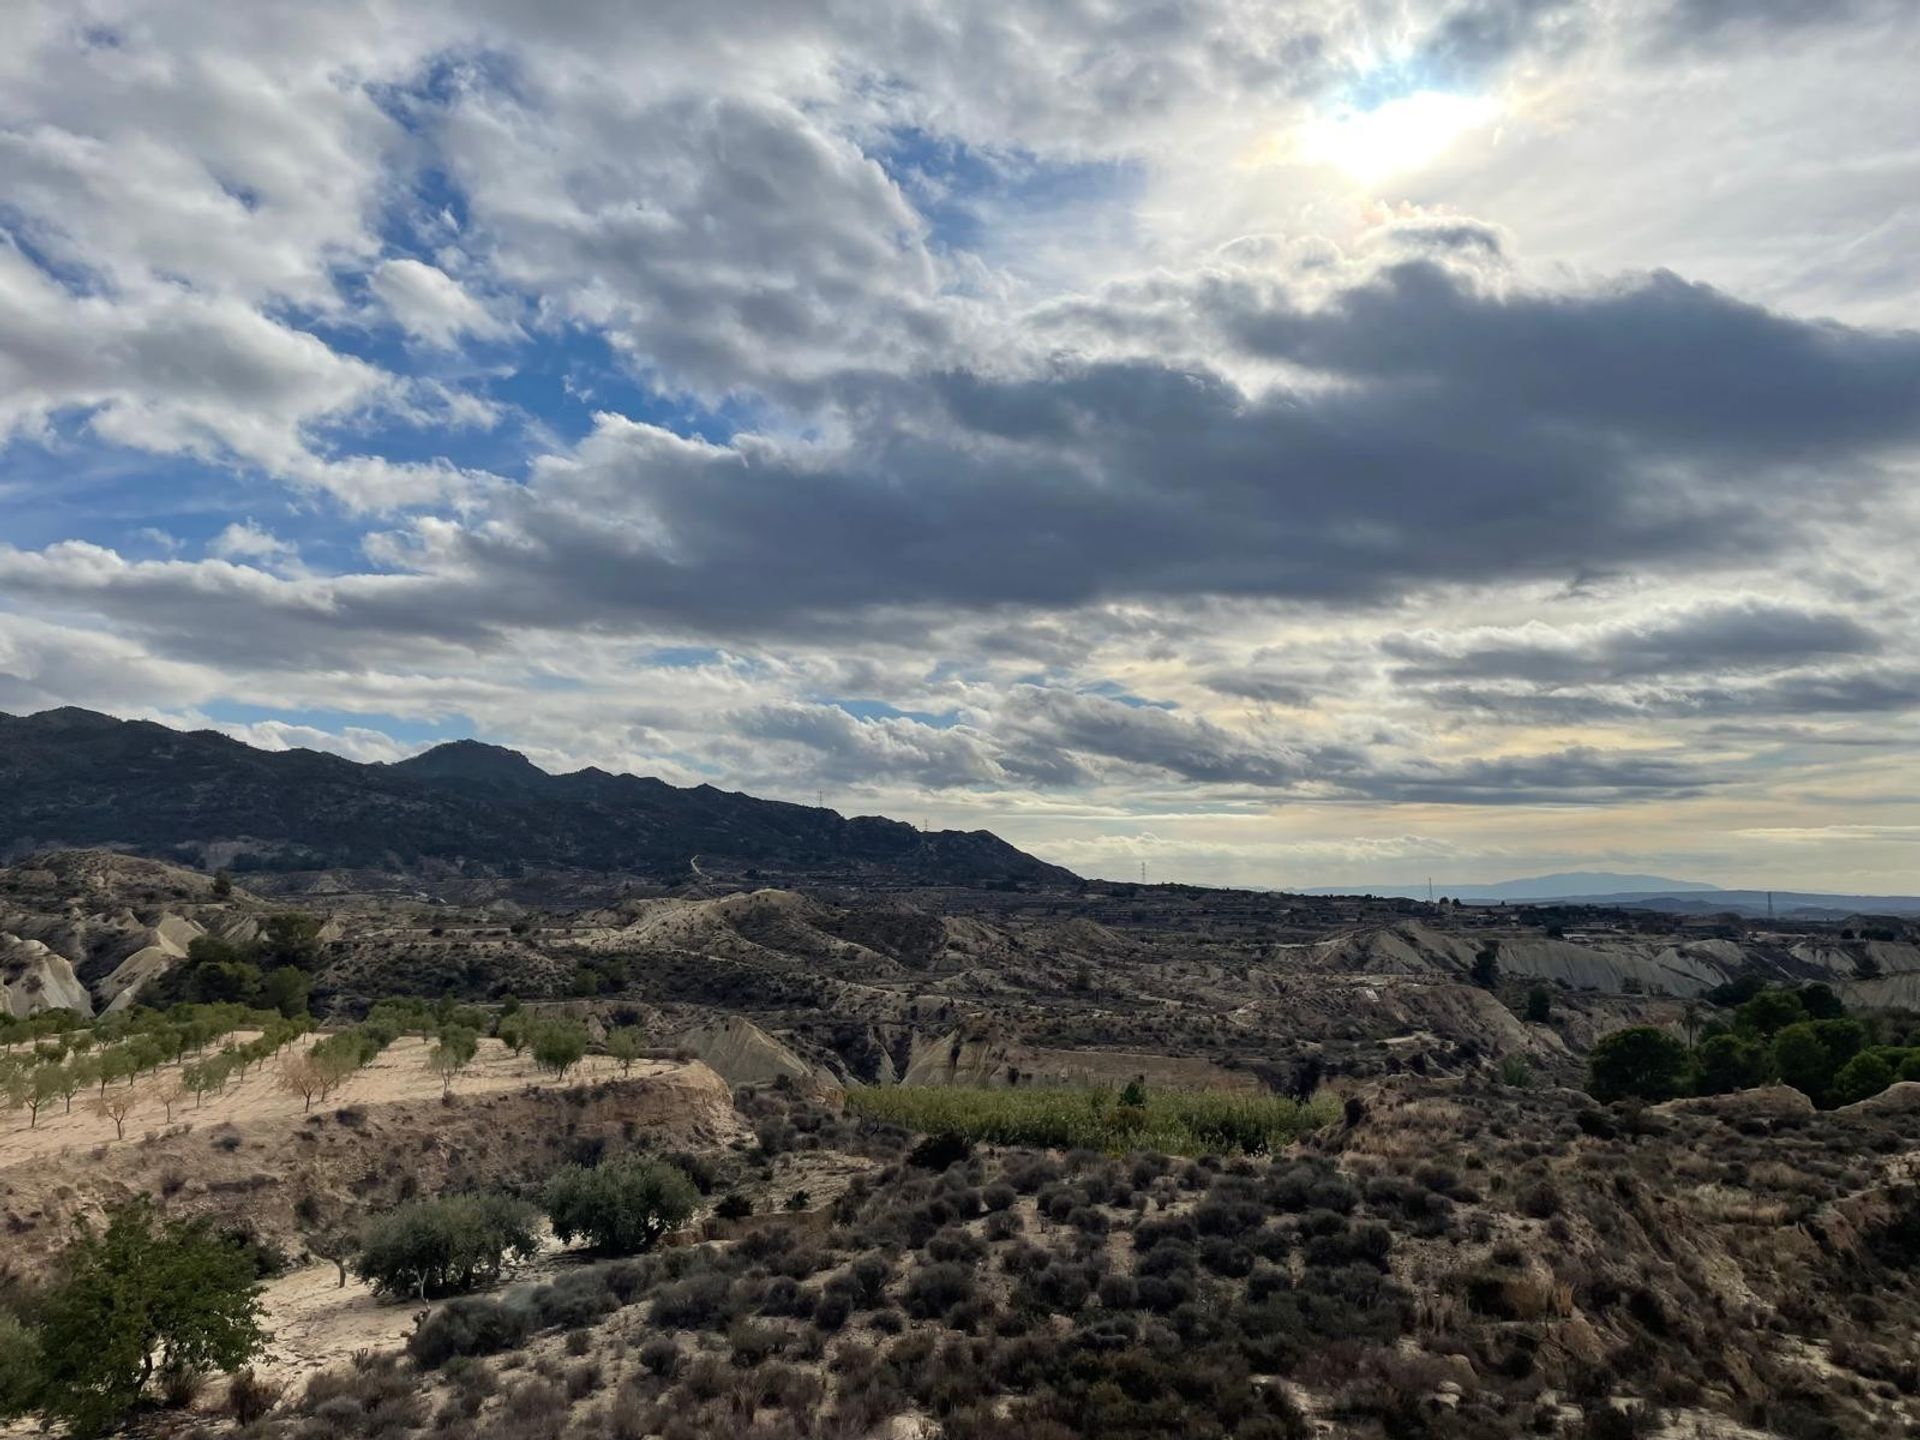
1305, 871, 1716, 902
1304, 870, 1920, 919
0, 708, 1074, 885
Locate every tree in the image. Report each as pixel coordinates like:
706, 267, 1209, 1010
1772, 1024, 1833, 1104
1773, 1019, 1866, 1106
605, 1025, 646, 1076
1523, 986, 1553, 1024
353, 1194, 540, 1300
182, 1056, 231, 1110
1797, 983, 1846, 1021
1119, 1075, 1148, 1108
156, 1079, 189, 1125
1680, 1001, 1703, 1049
427, 1050, 461, 1098
211, 869, 233, 899
1694, 1032, 1772, 1095
543, 1157, 699, 1255
278, 1053, 324, 1111
95, 1088, 138, 1140
1736, 988, 1806, 1037
302, 1228, 357, 1289
53, 1058, 92, 1114
262, 967, 311, 1020
1588, 1026, 1691, 1103
35, 1198, 265, 1436
259, 913, 323, 969
496, 1013, 528, 1060
1832, 1052, 1894, 1107
531, 1020, 589, 1080
24, 1066, 61, 1128
1470, 946, 1500, 991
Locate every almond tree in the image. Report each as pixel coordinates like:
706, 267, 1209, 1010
278, 1053, 324, 1112
96, 1087, 139, 1140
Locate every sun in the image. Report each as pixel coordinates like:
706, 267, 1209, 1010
1299, 90, 1497, 184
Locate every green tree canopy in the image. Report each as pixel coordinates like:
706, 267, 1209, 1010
1588, 1026, 1691, 1103
1770, 1019, 1867, 1106
1736, 989, 1806, 1037
544, 1156, 699, 1255
1832, 1051, 1895, 1107
353, 1194, 539, 1300
605, 1025, 646, 1075
531, 1020, 589, 1079
1694, 1031, 1772, 1095
35, 1199, 264, 1436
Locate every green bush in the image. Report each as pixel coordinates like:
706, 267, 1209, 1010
34, 1199, 265, 1436
407, 1296, 533, 1368
0, 1312, 43, 1419
353, 1194, 540, 1300
1587, 1027, 1690, 1103
544, 1156, 699, 1254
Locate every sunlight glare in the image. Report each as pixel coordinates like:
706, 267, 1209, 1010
1300, 90, 1497, 183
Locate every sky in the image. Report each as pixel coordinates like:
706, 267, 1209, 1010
3, 0, 1920, 893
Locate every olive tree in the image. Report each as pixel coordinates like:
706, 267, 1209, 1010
543, 1156, 699, 1254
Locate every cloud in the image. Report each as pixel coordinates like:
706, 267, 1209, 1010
207, 520, 301, 568
2, 0, 1919, 891
369, 259, 515, 348
1383, 602, 1883, 685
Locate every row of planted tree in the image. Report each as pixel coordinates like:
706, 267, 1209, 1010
2, 996, 656, 1135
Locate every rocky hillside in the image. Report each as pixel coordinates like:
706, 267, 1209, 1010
0, 707, 1072, 885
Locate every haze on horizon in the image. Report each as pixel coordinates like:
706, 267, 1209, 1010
3, 1, 1919, 895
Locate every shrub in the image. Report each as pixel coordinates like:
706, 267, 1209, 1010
651, 1272, 739, 1331
1588, 1027, 1690, 1103
353, 1193, 540, 1300
226, 1367, 284, 1423
0, 1311, 44, 1418
904, 1263, 976, 1319
409, 1297, 534, 1368
544, 1157, 699, 1255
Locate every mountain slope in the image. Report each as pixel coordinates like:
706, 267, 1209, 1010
0, 708, 1073, 884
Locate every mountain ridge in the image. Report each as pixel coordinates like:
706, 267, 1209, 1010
0, 707, 1073, 885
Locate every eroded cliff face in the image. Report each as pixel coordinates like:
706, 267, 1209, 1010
0, 934, 93, 1018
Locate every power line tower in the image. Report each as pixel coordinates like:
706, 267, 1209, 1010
1140, 860, 1148, 885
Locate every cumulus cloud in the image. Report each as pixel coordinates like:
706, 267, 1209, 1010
3, 0, 1919, 888
369, 259, 515, 348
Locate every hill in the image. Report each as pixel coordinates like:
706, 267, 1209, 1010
0, 708, 1074, 886
1306, 870, 1715, 901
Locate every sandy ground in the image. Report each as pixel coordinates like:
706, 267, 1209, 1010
0, 1034, 666, 1168
247, 1234, 579, 1389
